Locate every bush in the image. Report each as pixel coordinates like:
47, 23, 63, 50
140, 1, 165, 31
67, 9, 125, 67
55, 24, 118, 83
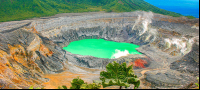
185, 16, 196, 19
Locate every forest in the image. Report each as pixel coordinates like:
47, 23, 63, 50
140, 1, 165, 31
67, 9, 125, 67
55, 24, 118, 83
0, 0, 183, 22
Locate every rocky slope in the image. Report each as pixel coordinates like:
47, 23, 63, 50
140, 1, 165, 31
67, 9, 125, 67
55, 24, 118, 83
0, 11, 199, 89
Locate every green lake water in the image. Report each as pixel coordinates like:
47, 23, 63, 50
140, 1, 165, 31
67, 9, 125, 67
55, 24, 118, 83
63, 39, 142, 59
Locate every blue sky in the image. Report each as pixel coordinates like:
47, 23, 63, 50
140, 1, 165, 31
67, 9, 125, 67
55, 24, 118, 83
145, 0, 199, 8
144, 0, 199, 18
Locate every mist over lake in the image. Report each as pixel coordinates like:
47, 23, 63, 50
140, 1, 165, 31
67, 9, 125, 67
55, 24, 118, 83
145, 0, 199, 18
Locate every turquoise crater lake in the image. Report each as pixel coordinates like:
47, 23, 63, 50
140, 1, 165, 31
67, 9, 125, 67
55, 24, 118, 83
63, 39, 142, 59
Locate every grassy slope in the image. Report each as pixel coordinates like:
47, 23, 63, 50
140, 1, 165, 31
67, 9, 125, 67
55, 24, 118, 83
0, 0, 183, 22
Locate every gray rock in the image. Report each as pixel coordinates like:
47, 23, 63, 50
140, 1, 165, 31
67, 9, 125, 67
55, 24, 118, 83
145, 69, 196, 89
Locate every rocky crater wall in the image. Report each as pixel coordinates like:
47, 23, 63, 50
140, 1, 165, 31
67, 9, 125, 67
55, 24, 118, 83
0, 11, 199, 89
28, 11, 199, 69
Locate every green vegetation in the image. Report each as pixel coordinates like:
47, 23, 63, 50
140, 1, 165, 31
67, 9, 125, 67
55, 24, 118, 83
195, 77, 199, 89
0, 0, 183, 22
65, 77, 101, 89
69, 77, 85, 89
63, 61, 140, 89
185, 16, 196, 19
29, 61, 140, 89
29, 85, 44, 89
58, 85, 68, 89
100, 61, 140, 89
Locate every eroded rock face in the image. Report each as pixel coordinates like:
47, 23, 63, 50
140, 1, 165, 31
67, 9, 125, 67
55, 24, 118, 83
0, 29, 68, 88
0, 11, 199, 89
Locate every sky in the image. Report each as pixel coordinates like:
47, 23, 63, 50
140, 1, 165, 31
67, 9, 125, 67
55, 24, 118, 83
145, 0, 199, 18
145, 0, 199, 8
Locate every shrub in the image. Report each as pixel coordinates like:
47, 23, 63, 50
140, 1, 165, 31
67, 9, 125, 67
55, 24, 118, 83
185, 16, 196, 19
100, 61, 140, 89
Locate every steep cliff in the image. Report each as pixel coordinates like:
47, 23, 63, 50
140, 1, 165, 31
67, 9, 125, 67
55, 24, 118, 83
0, 11, 199, 89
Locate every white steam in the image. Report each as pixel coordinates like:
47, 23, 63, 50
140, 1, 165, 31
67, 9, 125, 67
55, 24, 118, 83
132, 12, 154, 35
132, 15, 141, 29
131, 11, 157, 43
164, 36, 196, 54
141, 12, 154, 35
111, 49, 130, 59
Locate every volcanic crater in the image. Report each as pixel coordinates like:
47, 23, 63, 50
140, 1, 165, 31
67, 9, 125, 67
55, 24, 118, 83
0, 11, 199, 89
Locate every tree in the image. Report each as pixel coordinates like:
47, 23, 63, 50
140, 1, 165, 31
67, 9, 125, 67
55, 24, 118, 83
70, 77, 85, 89
30, 61, 140, 89
59, 77, 101, 89
100, 61, 140, 89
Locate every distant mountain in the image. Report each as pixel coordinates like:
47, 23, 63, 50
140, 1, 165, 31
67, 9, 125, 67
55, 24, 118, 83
0, 0, 183, 22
